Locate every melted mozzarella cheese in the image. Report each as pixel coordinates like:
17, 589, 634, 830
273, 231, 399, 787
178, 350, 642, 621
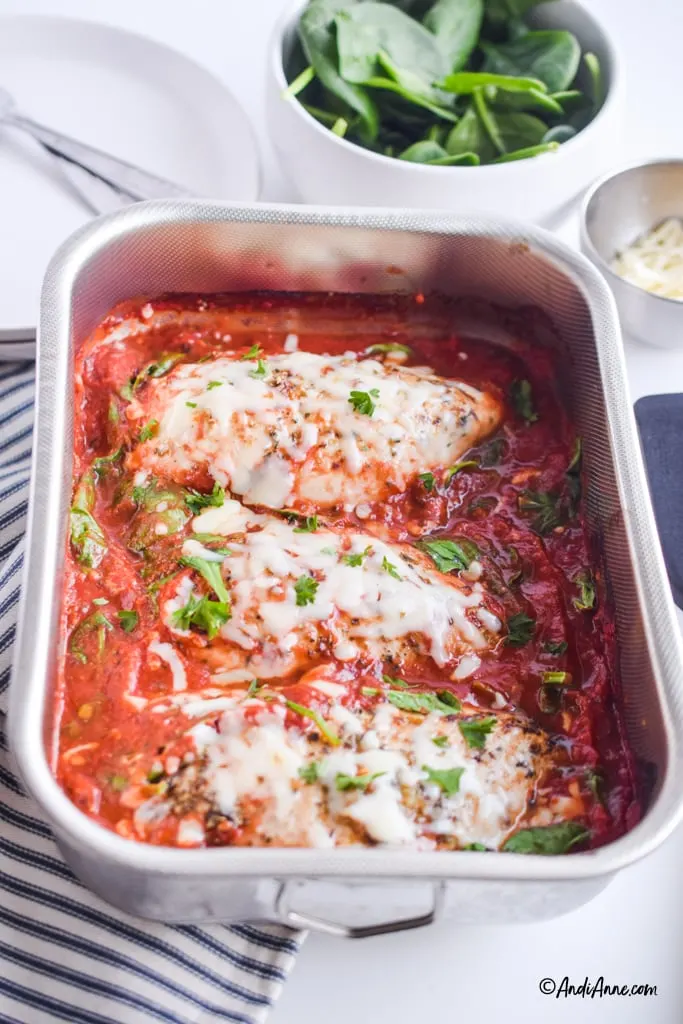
169, 509, 497, 677
144, 695, 562, 850
149, 640, 187, 691
127, 351, 501, 509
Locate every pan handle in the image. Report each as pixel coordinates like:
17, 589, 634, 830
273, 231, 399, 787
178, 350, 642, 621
274, 881, 445, 938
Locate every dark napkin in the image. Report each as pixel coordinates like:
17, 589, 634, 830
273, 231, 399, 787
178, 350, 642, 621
634, 393, 683, 609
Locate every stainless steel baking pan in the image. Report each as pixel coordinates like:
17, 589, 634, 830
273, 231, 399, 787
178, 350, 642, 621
9, 201, 683, 935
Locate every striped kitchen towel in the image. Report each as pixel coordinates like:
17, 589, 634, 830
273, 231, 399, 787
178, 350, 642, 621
0, 362, 303, 1024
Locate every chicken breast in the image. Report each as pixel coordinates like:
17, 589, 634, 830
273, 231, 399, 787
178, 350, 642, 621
126, 350, 502, 510
127, 686, 577, 850
163, 499, 503, 680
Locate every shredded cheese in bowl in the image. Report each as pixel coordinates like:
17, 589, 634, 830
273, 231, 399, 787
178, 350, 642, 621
611, 218, 683, 300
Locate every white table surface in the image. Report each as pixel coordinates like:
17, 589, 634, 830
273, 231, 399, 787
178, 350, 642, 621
2, 0, 682, 1020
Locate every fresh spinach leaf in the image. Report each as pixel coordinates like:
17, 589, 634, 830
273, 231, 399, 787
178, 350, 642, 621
399, 139, 449, 162
481, 30, 581, 93
494, 110, 548, 151
502, 821, 589, 855
417, 538, 473, 573
441, 71, 546, 95
336, 2, 447, 88
483, 0, 551, 24
298, 0, 379, 141
423, 0, 483, 73
446, 106, 494, 159
472, 87, 505, 152
364, 70, 459, 121
386, 690, 459, 715
70, 474, 107, 569
518, 489, 562, 535
493, 140, 558, 161
583, 52, 603, 112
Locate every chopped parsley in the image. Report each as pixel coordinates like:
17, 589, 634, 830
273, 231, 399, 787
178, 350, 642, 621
241, 343, 262, 359
417, 538, 474, 573
505, 612, 536, 647
418, 472, 435, 491
285, 699, 340, 746
381, 556, 401, 580
361, 686, 380, 696
298, 762, 321, 784
246, 679, 261, 697
348, 388, 379, 416
92, 597, 108, 606
185, 401, 197, 409
117, 609, 139, 633
366, 342, 412, 356
343, 545, 372, 567
458, 716, 497, 749
502, 822, 589, 855
573, 570, 596, 611
422, 765, 464, 796
180, 555, 230, 604
184, 481, 225, 515
293, 515, 319, 534
444, 460, 478, 482
294, 575, 319, 606
335, 771, 386, 791
139, 419, 159, 442
510, 379, 538, 425
207, 380, 223, 390
172, 594, 230, 639
465, 842, 487, 851
432, 735, 449, 748
109, 774, 128, 791
543, 639, 568, 655
249, 359, 268, 379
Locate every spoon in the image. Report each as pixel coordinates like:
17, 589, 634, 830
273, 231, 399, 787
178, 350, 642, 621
0, 86, 195, 203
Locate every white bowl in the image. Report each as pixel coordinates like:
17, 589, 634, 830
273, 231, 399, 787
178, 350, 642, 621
266, 0, 622, 223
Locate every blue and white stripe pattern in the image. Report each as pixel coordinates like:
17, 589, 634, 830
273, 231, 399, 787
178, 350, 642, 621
0, 364, 303, 1023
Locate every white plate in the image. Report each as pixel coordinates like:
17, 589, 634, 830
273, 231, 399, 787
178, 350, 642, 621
0, 15, 260, 340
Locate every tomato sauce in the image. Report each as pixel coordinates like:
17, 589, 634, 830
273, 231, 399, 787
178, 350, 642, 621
54, 292, 642, 849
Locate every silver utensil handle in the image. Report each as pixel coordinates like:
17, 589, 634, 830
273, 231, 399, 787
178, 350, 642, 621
10, 113, 196, 201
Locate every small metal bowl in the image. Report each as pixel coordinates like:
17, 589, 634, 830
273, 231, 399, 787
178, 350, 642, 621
580, 159, 683, 350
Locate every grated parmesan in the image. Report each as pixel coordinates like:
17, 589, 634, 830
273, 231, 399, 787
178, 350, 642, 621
611, 218, 683, 300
